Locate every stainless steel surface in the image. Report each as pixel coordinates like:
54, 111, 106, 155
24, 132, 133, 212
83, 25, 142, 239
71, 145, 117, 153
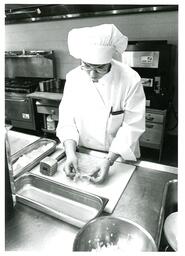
15, 173, 107, 228
5, 203, 78, 251
5, 50, 55, 78
112, 167, 177, 249
5, 145, 178, 251
5, 5, 178, 25
73, 216, 157, 251
160, 179, 178, 220
12, 138, 56, 178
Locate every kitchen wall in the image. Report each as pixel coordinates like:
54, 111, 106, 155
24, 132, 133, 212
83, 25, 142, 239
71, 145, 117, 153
5, 10, 178, 134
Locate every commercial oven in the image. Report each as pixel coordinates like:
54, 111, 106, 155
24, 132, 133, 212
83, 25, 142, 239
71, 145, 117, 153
5, 50, 55, 130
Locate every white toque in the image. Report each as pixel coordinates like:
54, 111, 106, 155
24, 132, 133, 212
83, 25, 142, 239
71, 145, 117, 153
68, 24, 128, 65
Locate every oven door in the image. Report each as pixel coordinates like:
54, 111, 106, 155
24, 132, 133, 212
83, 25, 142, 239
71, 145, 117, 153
5, 95, 36, 130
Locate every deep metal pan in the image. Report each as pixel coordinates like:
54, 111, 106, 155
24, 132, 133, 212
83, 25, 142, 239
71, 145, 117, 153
15, 173, 108, 228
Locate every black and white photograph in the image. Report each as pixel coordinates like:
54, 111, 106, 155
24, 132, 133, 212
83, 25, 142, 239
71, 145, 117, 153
3, 0, 181, 254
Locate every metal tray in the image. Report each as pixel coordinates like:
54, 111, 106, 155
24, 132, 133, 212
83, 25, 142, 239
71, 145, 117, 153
11, 138, 56, 179
15, 173, 108, 228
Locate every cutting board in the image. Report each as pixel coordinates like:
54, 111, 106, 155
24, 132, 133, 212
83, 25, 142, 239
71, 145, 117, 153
31, 151, 136, 213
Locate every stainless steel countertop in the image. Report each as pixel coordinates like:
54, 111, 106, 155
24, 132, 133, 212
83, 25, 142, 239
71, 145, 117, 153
5, 142, 177, 252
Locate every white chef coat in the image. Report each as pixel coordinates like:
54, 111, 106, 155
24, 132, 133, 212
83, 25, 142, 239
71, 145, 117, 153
56, 59, 146, 161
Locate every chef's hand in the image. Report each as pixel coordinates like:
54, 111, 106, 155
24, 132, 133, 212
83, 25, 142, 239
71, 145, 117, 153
90, 152, 120, 184
63, 139, 78, 179
63, 154, 78, 179
89, 159, 111, 184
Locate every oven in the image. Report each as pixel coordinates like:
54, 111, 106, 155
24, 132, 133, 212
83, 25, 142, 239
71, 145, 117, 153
5, 50, 55, 130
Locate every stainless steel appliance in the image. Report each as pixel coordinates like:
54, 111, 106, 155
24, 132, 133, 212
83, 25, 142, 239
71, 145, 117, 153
122, 40, 172, 109
122, 41, 174, 161
5, 50, 55, 130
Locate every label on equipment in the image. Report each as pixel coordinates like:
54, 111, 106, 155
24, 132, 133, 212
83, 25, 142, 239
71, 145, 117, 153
141, 78, 153, 87
141, 55, 153, 64
22, 113, 30, 119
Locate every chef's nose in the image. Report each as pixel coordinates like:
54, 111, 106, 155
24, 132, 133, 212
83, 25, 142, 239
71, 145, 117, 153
89, 70, 97, 78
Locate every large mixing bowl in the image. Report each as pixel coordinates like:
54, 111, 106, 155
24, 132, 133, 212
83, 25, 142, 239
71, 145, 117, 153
73, 216, 157, 252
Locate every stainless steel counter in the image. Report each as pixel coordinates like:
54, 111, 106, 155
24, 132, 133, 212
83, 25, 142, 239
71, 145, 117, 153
5, 138, 177, 251
5, 164, 177, 251
5, 203, 78, 251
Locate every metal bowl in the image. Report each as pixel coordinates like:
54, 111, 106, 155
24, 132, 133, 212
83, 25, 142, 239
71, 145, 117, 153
73, 216, 157, 252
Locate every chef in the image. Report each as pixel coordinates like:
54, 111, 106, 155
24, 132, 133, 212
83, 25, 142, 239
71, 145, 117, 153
56, 24, 146, 184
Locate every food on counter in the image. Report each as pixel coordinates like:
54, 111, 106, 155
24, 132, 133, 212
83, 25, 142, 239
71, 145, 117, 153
73, 172, 91, 183
90, 233, 143, 252
69, 152, 102, 183
13, 142, 54, 174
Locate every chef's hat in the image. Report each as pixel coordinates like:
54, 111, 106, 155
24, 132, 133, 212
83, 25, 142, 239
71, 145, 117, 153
68, 24, 128, 64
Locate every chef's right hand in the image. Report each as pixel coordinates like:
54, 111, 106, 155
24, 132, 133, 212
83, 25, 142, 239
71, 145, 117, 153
63, 154, 79, 179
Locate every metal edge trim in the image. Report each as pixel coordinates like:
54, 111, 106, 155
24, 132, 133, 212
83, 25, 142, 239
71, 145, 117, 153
5, 5, 178, 25
155, 179, 178, 249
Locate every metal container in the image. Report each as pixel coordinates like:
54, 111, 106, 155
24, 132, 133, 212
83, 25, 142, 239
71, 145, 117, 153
11, 138, 56, 178
158, 179, 178, 251
73, 216, 157, 252
15, 173, 108, 228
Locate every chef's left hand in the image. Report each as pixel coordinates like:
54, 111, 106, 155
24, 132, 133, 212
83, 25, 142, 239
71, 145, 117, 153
89, 159, 112, 184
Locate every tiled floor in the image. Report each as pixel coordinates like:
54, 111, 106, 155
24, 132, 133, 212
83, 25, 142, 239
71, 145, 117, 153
140, 135, 178, 167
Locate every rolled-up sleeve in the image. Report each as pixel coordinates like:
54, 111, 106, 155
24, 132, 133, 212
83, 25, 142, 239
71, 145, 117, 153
109, 79, 146, 161
56, 73, 79, 145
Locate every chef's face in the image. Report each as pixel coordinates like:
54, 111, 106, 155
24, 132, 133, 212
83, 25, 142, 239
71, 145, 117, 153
81, 61, 111, 82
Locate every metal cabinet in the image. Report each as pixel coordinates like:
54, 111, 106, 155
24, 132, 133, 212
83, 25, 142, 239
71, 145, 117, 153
140, 108, 167, 161
5, 95, 36, 130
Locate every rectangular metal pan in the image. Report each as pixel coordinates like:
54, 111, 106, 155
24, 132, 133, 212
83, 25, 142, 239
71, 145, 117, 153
15, 173, 108, 228
11, 138, 56, 179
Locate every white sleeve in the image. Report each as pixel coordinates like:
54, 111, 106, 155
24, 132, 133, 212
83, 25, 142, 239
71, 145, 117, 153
56, 73, 79, 145
109, 80, 146, 161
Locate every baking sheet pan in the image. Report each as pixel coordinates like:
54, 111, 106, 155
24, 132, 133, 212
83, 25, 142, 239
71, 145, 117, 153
15, 173, 108, 228
11, 138, 56, 179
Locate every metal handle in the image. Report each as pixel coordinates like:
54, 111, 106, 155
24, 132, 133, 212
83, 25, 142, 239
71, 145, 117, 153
6, 98, 27, 103
146, 124, 154, 129
56, 151, 66, 162
146, 116, 154, 121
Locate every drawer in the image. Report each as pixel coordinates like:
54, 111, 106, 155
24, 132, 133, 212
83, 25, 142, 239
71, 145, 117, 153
37, 105, 59, 117
145, 112, 164, 123
140, 123, 163, 149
